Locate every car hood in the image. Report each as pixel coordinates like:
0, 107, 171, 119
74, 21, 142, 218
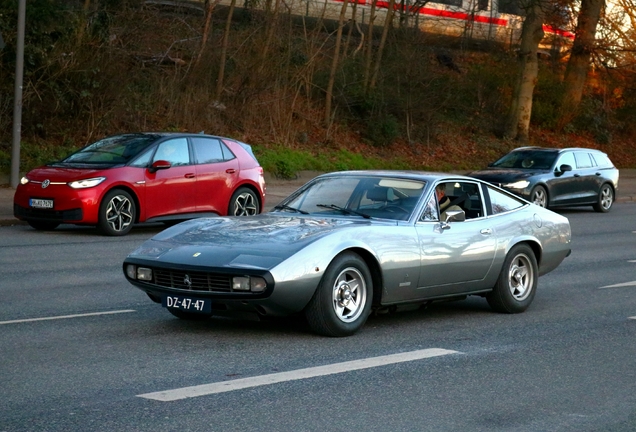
26, 166, 111, 182
126, 214, 377, 270
468, 168, 548, 184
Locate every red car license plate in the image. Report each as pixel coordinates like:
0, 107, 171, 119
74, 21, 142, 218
30, 198, 54, 209
162, 295, 211, 313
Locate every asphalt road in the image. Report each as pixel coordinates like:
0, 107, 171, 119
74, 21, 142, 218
1, 204, 635, 432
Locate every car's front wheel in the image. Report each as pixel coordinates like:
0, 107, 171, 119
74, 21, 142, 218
27, 220, 60, 231
487, 244, 538, 313
98, 189, 136, 236
304, 252, 373, 337
228, 187, 259, 216
593, 183, 614, 213
530, 185, 548, 208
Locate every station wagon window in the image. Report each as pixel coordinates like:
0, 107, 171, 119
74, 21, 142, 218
488, 186, 525, 214
153, 138, 190, 166
555, 152, 575, 170
192, 137, 225, 164
591, 152, 613, 168
574, 152, 593, 169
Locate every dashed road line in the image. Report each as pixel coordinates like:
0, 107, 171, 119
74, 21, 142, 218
599, 281, 636, 289
138, 348, 460, 401
0, 309, 136, 325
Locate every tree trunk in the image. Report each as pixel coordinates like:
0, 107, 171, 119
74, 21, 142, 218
215, 0, 237, 100
363, 0, 378, 91
558, 0, 605, 128
325, 0, 350, 125
370, 0, 396, 90
195, 0, 221, 68
504, 0, 545, 143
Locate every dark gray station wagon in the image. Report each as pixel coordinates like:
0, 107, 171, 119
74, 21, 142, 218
469, 147, 619, 212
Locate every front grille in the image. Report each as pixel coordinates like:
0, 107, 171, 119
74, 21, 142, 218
14, 204, 83, 221
153, 269, 232, 292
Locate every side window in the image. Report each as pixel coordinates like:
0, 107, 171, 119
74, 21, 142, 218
129, 148, 153, 167
220, 142, 236, 161
191, 137, 224, 164
488, 186, 525, 214
555, 152, 575, 170
153, 138, 190, 166
591, 152, 613, 168
420, 193, 439, 222
435, 0, 462, 5
574, 151, 593, 169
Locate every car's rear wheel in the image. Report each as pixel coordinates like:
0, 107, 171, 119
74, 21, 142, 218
487, 244, 538, 313
530, 185, 548, 208
593, 183, 614, 213
98, 189, 136, 236
27, 220, 60, 231
229, 187, 259, 216
304, 252, 373, 337
167, 308, 212, 320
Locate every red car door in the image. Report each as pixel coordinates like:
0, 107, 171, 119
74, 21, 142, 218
190, 136, 239, 214
144, 137, 197, 219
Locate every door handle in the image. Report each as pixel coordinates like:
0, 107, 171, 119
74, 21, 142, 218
226, 169, 236, 174
185, 173, 195, 179
480, 228, 492, 235
574, 174, 580, 177
595, 172, 601, 176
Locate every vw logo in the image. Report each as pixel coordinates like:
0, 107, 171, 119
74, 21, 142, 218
42, 179, 50, 189
183, 274, 192, 289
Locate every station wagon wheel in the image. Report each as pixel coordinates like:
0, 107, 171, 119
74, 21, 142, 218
229, 187, 259, 216
98, 189, 136, 236
27, 220, 60, 231
530, 186, 548, 208
304, 252, 373, 337
593, 183, 614, 213
487, 244, 538, 313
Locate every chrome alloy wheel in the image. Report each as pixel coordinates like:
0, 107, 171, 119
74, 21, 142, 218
531, 187, 547, 208
331, 267, 367, 323
232, 191, 258, 216
507, 253, 534, 301
105, 194, 134, 233
599, 185, 613, 210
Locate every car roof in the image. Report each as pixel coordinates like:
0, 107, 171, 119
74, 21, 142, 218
315, 170, 475, 183
513, 146, 608, 155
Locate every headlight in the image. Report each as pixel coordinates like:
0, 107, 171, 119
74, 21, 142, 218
503, 180, 530, 189
68, 177, 106, 189
20, 177, 29, 185
232, 276, 267, 292
125, 264, 153, 281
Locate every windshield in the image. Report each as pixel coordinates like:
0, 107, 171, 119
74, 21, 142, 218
491, 150, 558, 170
275, 176, 426, 221
60, 134, 159, 164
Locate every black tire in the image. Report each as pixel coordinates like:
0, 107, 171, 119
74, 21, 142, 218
167, 308, 211, 321
593, 183, 614, 213
530, 185, 548, 208
228, 187, 259, 216
27, 220, 60, 231
487, 244, 538, 314
98, 189, 136, 236
304, 252, 373, 337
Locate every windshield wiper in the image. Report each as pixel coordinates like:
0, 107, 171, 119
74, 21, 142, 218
272, 204, 309, 214
317, 204, 371, 219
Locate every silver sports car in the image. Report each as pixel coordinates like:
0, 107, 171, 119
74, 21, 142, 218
123, 171, 572, 337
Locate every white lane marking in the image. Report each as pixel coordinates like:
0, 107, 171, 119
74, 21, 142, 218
599, 281, 636, 289
628, 260, 636, 263
0, 309, 136, 325
629, 317, 636, 320
138, 348, 459, 402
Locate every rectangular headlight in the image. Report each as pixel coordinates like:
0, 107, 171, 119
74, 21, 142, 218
503, 180, 530, 189
250, 277, 267, 293
233, 276, 250, 291
137, 267, 153, 281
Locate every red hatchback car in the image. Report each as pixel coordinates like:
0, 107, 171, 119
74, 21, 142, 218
14, 133, 266, 235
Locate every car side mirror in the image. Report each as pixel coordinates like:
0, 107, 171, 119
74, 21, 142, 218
148, 160, 171, 173
555, 164, 572, 177
441, 210, 466, 228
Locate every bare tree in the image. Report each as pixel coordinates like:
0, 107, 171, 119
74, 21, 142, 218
216, 0, 237, 100
325, 0, 350, 125
195, 0, 222, 68
504, 0, 547, 142
363, 0, 379, 91
558, 0, 606, 128
370, 0, 396, 90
